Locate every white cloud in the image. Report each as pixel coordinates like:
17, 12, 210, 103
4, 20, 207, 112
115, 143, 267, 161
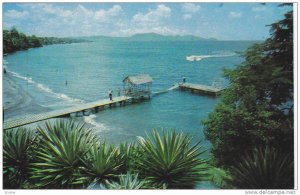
5, 10, 29, 19
182, 3, 201, 13
123, 4, 186, 36
94, 5, 122, 21
229, 11, 242, 18
183, 14, 192, 20
132, 4, 171, 24
252, 6, 267, 12
4, 4, 124, 37
4, 3, 185, 37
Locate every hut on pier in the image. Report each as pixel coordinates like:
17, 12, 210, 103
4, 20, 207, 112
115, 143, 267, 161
123, 74, 153, 100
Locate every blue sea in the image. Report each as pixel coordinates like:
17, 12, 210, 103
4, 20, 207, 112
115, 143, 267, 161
3, 39, 255, 188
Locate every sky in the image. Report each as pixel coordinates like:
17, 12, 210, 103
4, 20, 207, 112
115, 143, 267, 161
3, 2, 293, 40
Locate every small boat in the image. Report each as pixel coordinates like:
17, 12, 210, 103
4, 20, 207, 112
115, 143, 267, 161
186, 55, 202, 61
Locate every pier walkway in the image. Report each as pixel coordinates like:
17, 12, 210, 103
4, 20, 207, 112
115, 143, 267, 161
179, 82, 224, 96
3, 96, 132, 130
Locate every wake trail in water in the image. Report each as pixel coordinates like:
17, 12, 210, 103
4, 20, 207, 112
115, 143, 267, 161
186, 52, 236, 62
152, 84, 179, 96
6, 69, 85, 104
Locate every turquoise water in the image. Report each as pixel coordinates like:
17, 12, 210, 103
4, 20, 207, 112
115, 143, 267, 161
4, 39, 255, 151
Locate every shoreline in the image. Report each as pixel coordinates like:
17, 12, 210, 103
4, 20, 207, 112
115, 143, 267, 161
3, 73, 50, 120
3, 72, 101, 132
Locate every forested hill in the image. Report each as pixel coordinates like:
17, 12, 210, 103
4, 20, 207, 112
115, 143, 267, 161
3, 28, 88, 54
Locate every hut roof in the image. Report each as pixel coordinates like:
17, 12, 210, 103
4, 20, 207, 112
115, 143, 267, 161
123, 74, 153, 85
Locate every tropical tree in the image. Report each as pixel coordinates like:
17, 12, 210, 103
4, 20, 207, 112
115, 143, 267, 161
203, 5, 293, 168
3, 128, 34, 189
30, 120, 95, 189
136, 129, 208, 189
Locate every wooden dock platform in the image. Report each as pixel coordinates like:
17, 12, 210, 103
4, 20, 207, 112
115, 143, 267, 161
3, 96, 132, 130
179, 82, 224, 96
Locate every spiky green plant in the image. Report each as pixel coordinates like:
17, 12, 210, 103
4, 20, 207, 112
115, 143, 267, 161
78, 141, 123, 186
229, 146, 294, 189
30, 120, 95, 189
105, 172, 148, 189
118, 142, 141, 173
136, 129, 208, 189
3, 128, 34, 189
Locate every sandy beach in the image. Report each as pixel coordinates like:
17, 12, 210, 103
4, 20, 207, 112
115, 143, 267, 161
3, 73, 50, 120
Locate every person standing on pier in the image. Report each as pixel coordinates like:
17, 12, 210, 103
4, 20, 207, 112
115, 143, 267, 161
109, 89, 113, 101
117, 87, 121, 96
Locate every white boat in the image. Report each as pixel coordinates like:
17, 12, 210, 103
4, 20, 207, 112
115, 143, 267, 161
186, 55, 202, 61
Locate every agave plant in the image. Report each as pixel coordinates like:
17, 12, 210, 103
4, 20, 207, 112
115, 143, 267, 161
78, 141, 123, 187
3, 128, 34, 189
30, 120, 95, 189
228, 146, 294, 189
105, 172, 148, 189
136, 129, 208, 189
118, 142, 141, 173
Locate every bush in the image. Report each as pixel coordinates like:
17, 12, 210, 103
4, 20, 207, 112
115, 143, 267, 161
228, 146, 294, 189
118, 142, 141, 173
105, 172, 148, 189
30, 120, 95, 189
136, 129, 208, 189
78, 141, 123, 187
3, 128, 34, 189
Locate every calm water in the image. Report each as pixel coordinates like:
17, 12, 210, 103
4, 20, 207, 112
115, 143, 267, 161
4, 39, 254, 153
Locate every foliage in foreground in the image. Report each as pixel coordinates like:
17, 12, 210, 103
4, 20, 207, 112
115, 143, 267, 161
30, 120, 95, 189
228, 146, 294, 189
105, 172, 148, 189
77, 141, 123, 185
3, 128, 34, 189
4, 121, 209, 189
203, 5, 293, 168
136, 129, 208, 189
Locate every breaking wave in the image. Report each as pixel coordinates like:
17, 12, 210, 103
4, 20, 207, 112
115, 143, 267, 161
84, 114, 108, 131
7, 69, 85, 104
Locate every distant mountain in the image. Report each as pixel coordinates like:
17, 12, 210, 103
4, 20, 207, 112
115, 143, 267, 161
128, 33, 217, 42
83, 33, 217, 42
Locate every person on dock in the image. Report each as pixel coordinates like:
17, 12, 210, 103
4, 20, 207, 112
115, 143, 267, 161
117, 87, 121, 96
109, 89, 113, 101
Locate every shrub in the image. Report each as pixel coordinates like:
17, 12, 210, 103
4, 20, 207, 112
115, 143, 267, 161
105, 172, 148, 189
3, 128, 34, 189
228, 146, 294, 189
78, 141, 123, 187
136, 129, 208, 189
30, 120, 95, 188
118, 142, 141, 173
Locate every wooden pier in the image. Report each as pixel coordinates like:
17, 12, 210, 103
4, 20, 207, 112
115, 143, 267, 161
179, 82, 224, 96
3, 96, 132, 130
